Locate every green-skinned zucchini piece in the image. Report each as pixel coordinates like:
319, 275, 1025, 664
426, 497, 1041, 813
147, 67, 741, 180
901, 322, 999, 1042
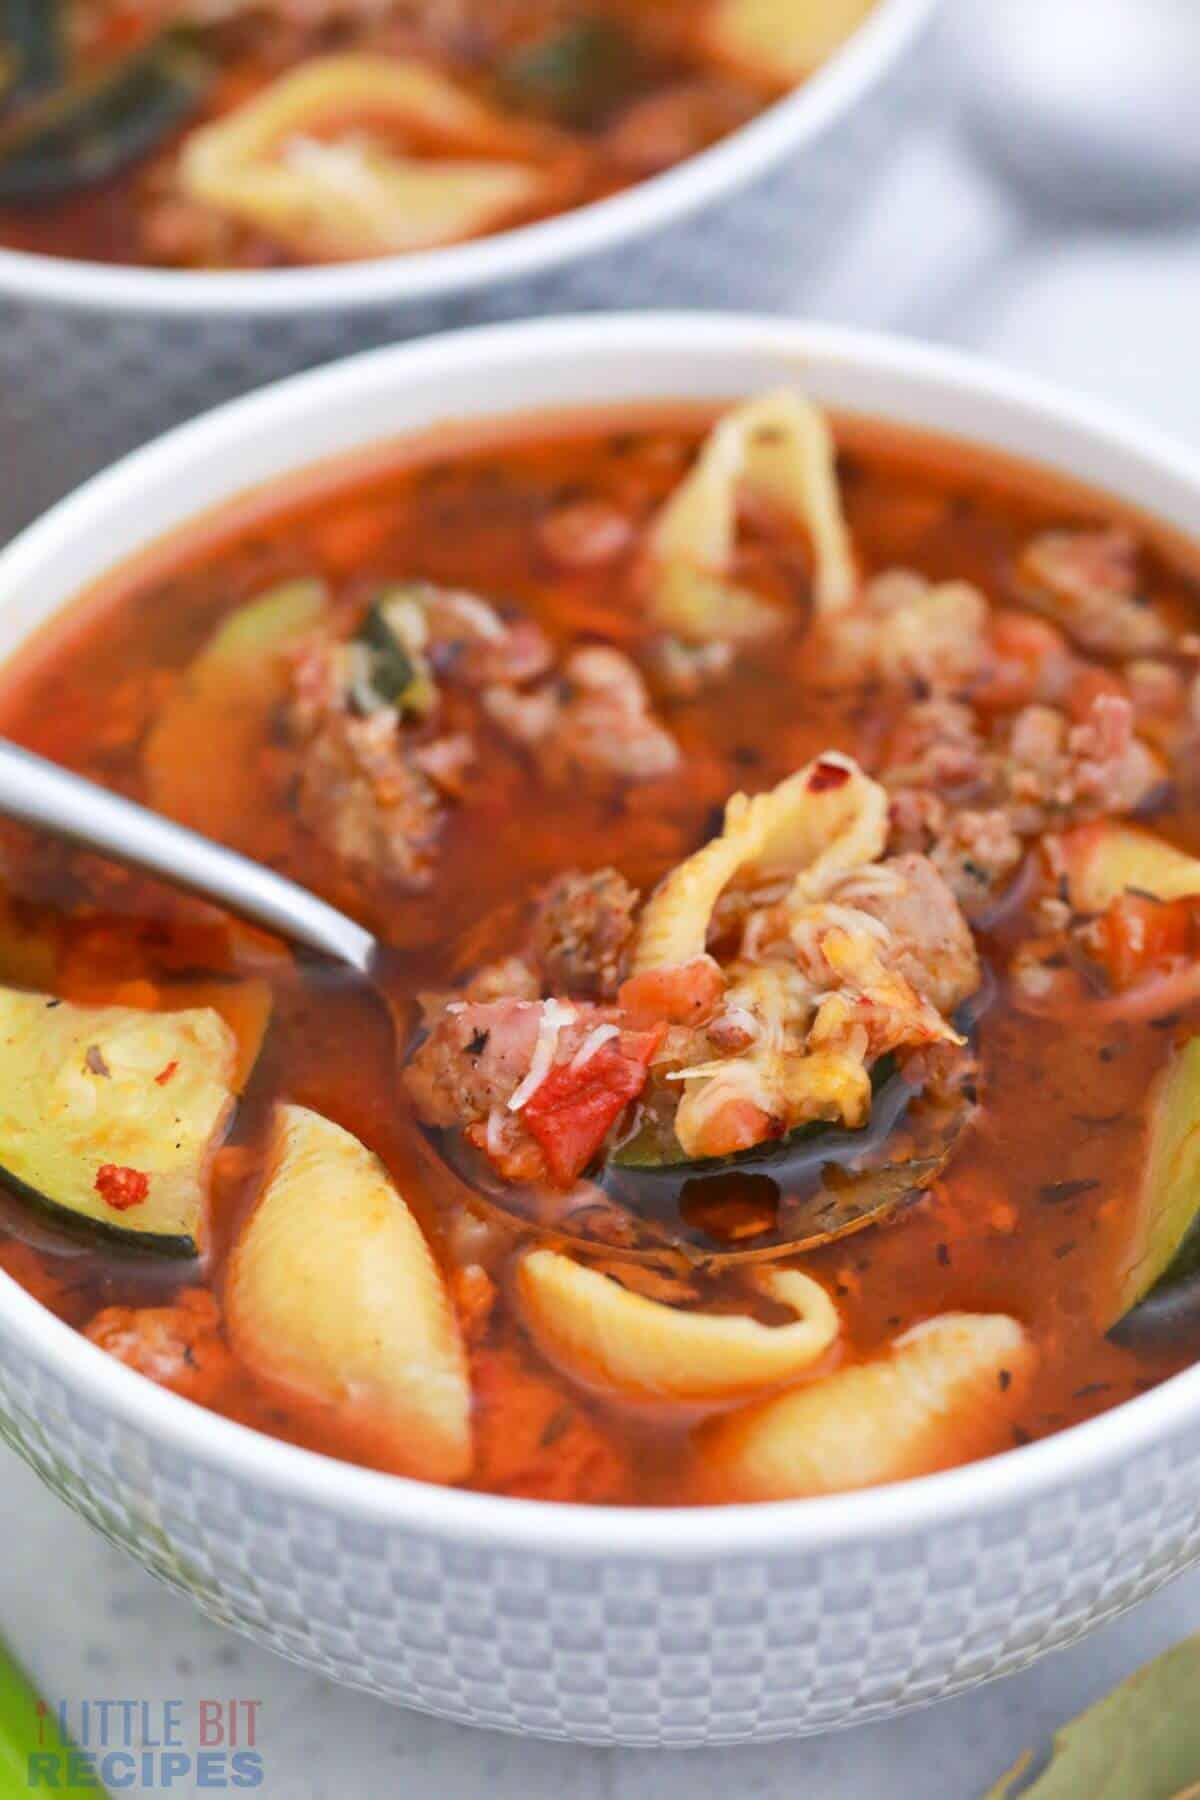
500, 19, 638, 126
351, 588, 438, 718
0, 988, 236, 1255
0, 30, 211, 202
144, 578, 327, 838
1109, 1035, 1200, 1326
1055, 821, 1200, 915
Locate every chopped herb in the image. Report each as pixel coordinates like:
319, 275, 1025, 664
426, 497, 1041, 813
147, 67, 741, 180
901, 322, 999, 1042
465, 1028, 490, 1060
500, 18, 639, 128
936, 1242, 951, 1267
1039, 1179, 1101, 1205
540, 1405, 575, 1448
998, 1368, 1012, 1392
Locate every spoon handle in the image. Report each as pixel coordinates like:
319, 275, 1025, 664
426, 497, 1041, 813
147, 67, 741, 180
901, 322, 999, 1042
0, 739, 378, 976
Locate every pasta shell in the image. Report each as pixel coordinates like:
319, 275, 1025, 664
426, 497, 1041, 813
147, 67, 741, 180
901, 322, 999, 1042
631, 753, 887, 973
227, 1104, 471, 1483
180, 55, 557, 259
646, 387, 856, 636
696, 1312, 1034, 1499
516, 1249, 839, 1405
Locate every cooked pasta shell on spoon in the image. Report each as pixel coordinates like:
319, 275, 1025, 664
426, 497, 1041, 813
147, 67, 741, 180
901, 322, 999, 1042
644, 387, 857, 641
700, 0, 879, 87
516, 1247, 839, 1404
179, 55, 561, 260
227, 1103, 471, 1483
630, 752, 887, 977
696, 1312, 1034, 1499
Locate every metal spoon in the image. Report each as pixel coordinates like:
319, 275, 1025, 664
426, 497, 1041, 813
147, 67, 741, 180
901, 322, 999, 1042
952, 0, 1200, 223
0, 737, 380, 977
0, 737, 965, 1267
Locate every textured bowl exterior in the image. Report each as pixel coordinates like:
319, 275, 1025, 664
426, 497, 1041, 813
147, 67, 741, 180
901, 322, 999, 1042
4, 1320, 1200, 1747
2, 315, 1200, 1744
0, 0, 933, 542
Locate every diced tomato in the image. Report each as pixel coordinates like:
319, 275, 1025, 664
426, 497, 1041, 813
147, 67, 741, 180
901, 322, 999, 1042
1097, 893, 1197, 990
686, 1098, 778, 1161
1066, 664, 1127, 723
155, 1060, 179, 1086
94, 1164, 150, 1211
618, 957, 723, 1028
521, 1028, 663, 1186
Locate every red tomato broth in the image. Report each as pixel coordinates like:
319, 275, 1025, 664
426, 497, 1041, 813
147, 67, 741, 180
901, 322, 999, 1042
0, 404, 1197, 1504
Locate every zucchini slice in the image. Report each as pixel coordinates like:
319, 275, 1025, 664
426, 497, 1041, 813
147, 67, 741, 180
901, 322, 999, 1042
0, 988, 236, 1256
151, 977, 272, 1096
1109, 1035, 1200, 1327
351, 587, 438, 718
227, 1104, 471, 1482
0, 29, 211, 203
144, 578, 327, 839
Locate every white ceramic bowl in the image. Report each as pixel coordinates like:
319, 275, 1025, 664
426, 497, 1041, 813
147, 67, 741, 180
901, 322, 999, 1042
2, 314, 1200, 1748
0, 0, 935, 540
0, 0, 935, 318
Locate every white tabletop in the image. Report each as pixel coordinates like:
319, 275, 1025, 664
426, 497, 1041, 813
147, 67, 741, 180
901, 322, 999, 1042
6, 29, 1200, 1799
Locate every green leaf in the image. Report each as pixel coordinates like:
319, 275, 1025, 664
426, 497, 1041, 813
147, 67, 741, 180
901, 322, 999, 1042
499, 19, 638, 126
0, 1629, 110, 1797
983, 1638, 1200, 1799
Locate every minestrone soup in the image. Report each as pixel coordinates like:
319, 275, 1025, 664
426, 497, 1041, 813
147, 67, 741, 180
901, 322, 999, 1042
0, 1, 876, 267
1, 389, 1198, 1504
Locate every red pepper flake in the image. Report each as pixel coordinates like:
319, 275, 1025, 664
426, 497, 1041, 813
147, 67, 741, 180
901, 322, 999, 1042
94, 1164, 150, 1211
808, 759, 851, 793
155, 1060, 179, 1087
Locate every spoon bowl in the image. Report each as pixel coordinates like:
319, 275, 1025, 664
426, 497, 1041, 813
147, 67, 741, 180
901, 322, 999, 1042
949, 0, 1200, 222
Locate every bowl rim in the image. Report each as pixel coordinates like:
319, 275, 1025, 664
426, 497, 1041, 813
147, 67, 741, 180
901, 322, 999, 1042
0, 0, 935, 318
2, 308, 1199, 1557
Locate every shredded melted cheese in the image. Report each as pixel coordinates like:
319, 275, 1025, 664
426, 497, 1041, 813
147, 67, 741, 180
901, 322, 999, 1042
569, 1023, 621, 1074
508, 1001, 577, 1113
